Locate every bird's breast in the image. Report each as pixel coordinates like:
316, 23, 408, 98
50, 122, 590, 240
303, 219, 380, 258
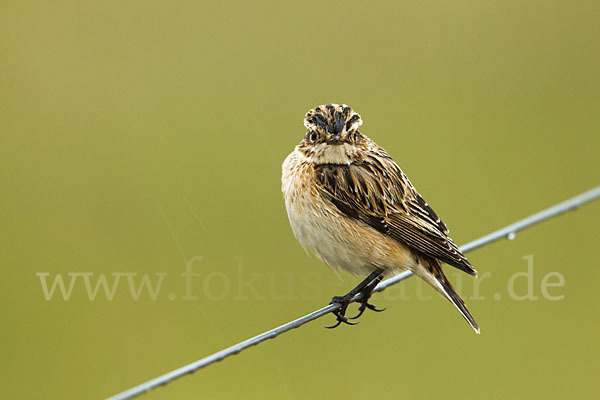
281, 150, 414, 276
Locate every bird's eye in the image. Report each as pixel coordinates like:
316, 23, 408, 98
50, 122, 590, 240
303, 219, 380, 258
308, 131, 318, 142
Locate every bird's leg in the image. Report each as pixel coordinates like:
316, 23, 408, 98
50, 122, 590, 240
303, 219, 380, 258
349, 274, 386, 320
326, 269, 384, 329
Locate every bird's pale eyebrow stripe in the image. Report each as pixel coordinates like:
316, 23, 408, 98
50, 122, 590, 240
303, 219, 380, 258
346, 114, 360, 130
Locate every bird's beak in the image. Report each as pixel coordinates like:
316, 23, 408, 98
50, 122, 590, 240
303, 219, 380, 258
327, 134, 343, 145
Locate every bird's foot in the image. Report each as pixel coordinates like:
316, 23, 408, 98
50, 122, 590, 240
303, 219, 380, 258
325, 294, 359, 329
325, 270, 385, 328
349, 292, 386, 320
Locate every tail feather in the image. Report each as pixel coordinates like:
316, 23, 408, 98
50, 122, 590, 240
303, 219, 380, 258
420, 257, 480, 334
437, 275, 480, 334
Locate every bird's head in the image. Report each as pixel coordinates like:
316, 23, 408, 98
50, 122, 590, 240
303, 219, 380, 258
299, 104, 366, 164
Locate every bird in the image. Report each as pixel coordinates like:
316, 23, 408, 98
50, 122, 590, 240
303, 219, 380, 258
281, 103, 480, 333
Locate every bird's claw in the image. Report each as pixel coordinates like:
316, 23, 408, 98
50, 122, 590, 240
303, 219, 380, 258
349, 302, 386, 320
325, 295, 359, 329
325, 313, 359, 329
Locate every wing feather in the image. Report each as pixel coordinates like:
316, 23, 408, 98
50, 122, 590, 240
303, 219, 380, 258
314, 150, 476, 276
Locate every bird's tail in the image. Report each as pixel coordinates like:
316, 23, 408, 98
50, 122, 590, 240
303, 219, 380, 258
419, 257, 480, 334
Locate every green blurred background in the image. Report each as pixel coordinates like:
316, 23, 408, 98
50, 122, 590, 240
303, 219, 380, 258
1, 0, 599, 399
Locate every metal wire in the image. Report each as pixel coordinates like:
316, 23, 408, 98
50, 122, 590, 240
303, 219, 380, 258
107, 186, 600, 400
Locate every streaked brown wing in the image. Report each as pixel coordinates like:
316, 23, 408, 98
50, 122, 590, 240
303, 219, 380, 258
314, 152, 476, 276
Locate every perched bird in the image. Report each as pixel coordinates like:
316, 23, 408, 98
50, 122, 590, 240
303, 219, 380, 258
281, 104, 479, 333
